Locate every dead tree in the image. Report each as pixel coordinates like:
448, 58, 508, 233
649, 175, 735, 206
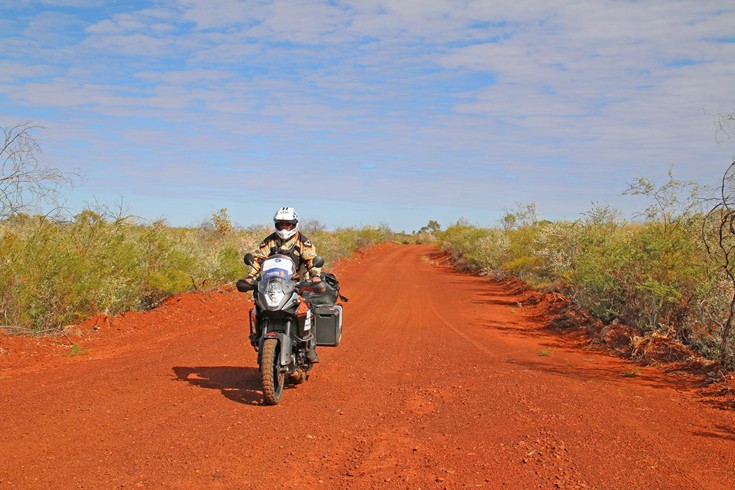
1, 123, 73, 219
703, 161, 735, 367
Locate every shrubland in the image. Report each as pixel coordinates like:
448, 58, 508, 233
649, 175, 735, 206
438, 169, 735, 368
0, 209, 396, 333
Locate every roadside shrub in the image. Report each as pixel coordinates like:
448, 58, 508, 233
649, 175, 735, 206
499, 224, 548, 285
438, 222, 496, 271
0, 213, 394, 332
532, 220, 582, 287
436, 183, 729, 363
312, 225, 397, 264
0, 213, 251, 330
476, 229, 511, 276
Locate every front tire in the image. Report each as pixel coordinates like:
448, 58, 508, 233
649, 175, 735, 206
261, 338, 285, 405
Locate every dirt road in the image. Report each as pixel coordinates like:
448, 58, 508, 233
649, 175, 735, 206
1, 244, 734, 488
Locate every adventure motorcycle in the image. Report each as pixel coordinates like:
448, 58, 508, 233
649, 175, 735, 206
236, 253, 342, 405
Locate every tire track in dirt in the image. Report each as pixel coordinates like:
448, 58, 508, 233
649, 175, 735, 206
1, 243, 734, 488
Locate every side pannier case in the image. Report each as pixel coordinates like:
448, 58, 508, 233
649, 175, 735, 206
314, 304, 342, 347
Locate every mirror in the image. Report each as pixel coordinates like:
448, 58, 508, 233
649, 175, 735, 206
311, 256, 325, 268
244, 253, 255, 266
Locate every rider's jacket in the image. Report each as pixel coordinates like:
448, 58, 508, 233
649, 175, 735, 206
247, 232, 322, 280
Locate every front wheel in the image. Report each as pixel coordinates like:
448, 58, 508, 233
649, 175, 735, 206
261, 338, 285, 405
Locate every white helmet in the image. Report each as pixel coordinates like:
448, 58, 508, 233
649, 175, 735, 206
273, 206, 300, 240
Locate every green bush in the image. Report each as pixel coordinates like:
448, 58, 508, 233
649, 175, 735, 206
437, 199, 731, 364
312, 225, 397, 264
0, 212, 394, 332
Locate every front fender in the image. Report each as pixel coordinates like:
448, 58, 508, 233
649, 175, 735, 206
257, 332, 293, 368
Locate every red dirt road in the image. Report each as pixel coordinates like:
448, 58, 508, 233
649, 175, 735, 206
1, 244, 735, 489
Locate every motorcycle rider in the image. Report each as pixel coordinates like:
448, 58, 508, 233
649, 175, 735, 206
244, 206, 323, 363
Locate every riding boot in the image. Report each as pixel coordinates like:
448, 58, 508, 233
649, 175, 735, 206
306, 336, 320, 363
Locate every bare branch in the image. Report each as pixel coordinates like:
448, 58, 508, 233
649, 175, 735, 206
715, 108, 735, 143
1, 123, 77, 219
703, 160, 735, 366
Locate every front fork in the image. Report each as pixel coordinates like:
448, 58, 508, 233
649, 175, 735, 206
252, 312, 314, 371
255, 317, 296, 371
248, 308, 258, 349
256, 332, 294, 369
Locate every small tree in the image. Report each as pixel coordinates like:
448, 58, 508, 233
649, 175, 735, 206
418, 220, 441, 234
501, 202, 538, 231
623, 167, 702, 229
716, 108, 735, 142
1, 123, 74, 219
301, 219, 327, 235
703, 161, 735, 367
208, 208, 234, 236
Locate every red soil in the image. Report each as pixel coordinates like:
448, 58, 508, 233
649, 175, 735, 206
1, 243, 734, 488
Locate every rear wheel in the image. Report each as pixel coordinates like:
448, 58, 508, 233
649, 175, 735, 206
261, 338, 285, 405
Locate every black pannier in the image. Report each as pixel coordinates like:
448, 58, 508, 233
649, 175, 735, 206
314, 305, 342, 346
303, 272, 346, 306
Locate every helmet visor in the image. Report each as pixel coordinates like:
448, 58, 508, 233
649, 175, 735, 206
275, 220, 297, 231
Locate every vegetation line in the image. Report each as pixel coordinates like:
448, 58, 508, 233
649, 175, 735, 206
0, 209, 400, 334
436, 167, 735, 369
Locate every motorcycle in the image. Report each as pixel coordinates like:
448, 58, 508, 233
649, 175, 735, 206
236, 253, 342, 405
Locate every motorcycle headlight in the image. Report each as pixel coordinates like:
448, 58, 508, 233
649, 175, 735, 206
265, 280, 285, 308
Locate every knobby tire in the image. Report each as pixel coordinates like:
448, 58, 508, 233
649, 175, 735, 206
261, 338, 285, 405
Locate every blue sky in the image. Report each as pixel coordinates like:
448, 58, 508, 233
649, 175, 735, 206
1, 0, 734, 232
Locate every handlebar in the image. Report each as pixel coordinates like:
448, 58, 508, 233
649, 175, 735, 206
235, 277, 326, 294
235, 279, 257, 292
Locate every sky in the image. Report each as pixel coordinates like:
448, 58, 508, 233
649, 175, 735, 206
1, 0, 734, 232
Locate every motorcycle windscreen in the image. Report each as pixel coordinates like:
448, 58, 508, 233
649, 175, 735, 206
257, 276, 296, 309
261, 256, 296, 280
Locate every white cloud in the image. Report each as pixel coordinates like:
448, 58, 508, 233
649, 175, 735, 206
16, 0, 107, 6
135, 68, 236, 85
178, 0, 258, 30
0, 61, 55, 83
